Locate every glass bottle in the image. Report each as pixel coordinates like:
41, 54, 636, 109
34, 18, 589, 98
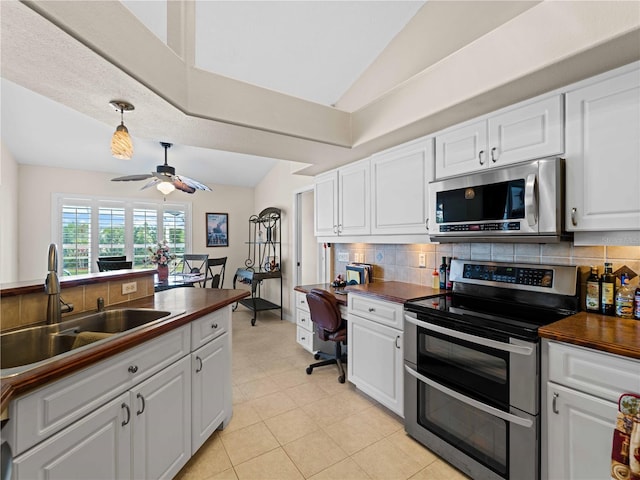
615, 275, 634, 318
439, 256, 447, 290
600, 262, 616, 316
445, 257, 453, 290
431, 268, 440, 289
634, 285, 640, 320
585, 266, 600, 312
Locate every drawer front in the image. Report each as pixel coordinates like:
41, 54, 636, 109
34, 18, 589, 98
191, 306, 230, 350
295, 291, 310, 313
10, 325, 190, 455
347, 294, 403, 329
296, 326, 314, 352
548, 341, 640, 402
296, 308, 313, 331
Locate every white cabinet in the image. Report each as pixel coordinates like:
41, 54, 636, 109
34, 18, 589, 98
295, 290, 347, 354
565, 64, 640, 233
435, 95, 563, 178
347, 294, 404, 417
543, 340, 640, 480
314, 159, 370, 237
191, 332, 230, 454
13, 393, 131, 480
370, 137, 434, 235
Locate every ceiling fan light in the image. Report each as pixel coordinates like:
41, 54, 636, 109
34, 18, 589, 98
157, 181, 175, 195
111, 125, 133, 159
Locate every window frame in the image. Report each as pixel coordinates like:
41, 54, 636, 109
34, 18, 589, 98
52, 193, 192, 274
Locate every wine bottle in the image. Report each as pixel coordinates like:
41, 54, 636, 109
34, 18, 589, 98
600, 262, 616, 316
439, 256, 447, 290
445, 257, 453, 290
585, 266, 600, 312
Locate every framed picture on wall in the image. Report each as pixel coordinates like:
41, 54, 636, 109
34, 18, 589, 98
206, 213, 228, 247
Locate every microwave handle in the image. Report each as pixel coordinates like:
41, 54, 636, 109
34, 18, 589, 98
404, 314, 533, 356
404, 364, 534, 428
525, 173, 538, 227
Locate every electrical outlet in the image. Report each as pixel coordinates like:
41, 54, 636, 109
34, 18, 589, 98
337, 252, 349, 262
418, 253, 426, 268
122, 282, 137, 295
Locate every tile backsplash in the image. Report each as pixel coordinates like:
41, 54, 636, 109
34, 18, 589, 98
333, 242, 640, 307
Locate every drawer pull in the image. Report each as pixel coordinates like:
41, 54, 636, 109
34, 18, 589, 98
121, 403, 130, 426
211, 323, 218, 329
368, 307, 375, 312
128, 365, 138, 374
136, 393, 145, 416
301, 336, 306, 341
195, 356, 203, 373
552, 392, 560, 414
395, 335, 401, 349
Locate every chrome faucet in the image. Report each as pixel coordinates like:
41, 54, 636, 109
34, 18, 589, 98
45, 243, 73, 324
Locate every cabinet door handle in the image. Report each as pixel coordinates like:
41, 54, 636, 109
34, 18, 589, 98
128, 365, 138, 374
136, 393, 145, 416
571, 207, 578, 226
368, 307, 375, 312
121, 403, 131, 426
478, 150, 485, 165
395, 335, 401, 349
490, 147, 498, 163
338, 224, 343, 233
552, 392, 560, 414
195, 356, 203, 373
211, 323, 218, 329
333, 225, 338, 234
425, 218, 429, 230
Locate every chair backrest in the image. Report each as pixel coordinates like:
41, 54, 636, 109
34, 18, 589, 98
179, 254, 209, 286
98, 256, 126, 262
97, 260, 133, 272
306, 288, 342, 334
205, 257, 227, 288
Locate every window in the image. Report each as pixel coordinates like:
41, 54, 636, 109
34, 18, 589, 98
53, 194, 191, 274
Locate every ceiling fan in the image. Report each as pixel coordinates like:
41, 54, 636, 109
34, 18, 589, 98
111, 142, 212, 194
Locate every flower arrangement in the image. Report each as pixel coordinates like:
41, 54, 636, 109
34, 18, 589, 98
147, 241, 176, 267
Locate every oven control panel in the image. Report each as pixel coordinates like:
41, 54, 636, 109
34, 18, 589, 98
462, 263, 553, 287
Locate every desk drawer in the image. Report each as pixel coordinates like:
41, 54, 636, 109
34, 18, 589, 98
296, 308, 312, 331
191, 306, 230, 350
296, 326, 314, 352
295, 291, 310, 313
347, 294, 403, 330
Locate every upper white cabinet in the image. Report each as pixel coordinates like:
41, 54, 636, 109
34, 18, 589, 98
435, 95, 564, 178
370, 137, 434, 235
314, 159, 370, 237
565, 64, 640, 233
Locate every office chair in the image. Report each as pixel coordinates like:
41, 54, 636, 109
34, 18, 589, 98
204, 257, 227, 288
97, 260, 133, 272
180, 254, 209, 287
305, 288, 348, 383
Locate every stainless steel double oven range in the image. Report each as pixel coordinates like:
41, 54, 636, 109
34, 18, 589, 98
404, 259, 579, 480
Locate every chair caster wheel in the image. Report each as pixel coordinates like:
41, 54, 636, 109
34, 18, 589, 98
306, 367, 313, 375
251, 319, 256, 326
338, 375, 345, 384
313, 353, 321, 360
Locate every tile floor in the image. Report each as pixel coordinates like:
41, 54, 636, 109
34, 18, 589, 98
175, 309, 469, 480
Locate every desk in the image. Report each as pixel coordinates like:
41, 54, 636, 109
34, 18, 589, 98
154, 273, 205, 291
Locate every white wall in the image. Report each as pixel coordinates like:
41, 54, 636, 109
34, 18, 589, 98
253, 161, 314, 321
0, 142, 19, 282
16, 164, 254, 283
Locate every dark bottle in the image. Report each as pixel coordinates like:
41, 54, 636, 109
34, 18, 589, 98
585, 266, 600, 312
600, 262, 616, 316
634, 286, 640, 320
445, 257, 453, 290
439, 256, 447, 290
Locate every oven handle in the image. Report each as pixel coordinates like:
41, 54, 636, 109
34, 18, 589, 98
404, 315, 533, 356
404, 364, 534, 428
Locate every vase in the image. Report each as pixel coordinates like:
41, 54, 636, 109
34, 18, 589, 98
157, 264, 169, 282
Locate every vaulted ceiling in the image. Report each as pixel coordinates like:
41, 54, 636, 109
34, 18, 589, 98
1, 1, 639, 187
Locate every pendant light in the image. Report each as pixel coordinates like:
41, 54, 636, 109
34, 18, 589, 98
157, 180, 175, 195
109, 100, 134, 159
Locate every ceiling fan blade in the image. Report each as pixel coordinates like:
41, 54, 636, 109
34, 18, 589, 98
141, 178, 161, 190
173, 178, 196, 194
111, 173, 153, 182
176, 175, 212, 191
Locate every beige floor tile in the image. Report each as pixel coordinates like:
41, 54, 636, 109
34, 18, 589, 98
269, 367, 313, 390
234, 447, 304, 480
232, 384, 248, 405
284, 429, 348, 478
220, 402, 262, 435
209, 469, 239, 480
351, 437, 426, 480
308, 457, 372, 480
285, 381, 330, 407
247, 390, 298, 420
237, 376, 282, 401
175, 433, 232, 480
409, 459, 471, 480
264, 407, 321, 445
385, 430, 438, 469
322, 412, 387, 455
220, 422, 279, 466
353, 406, 403, 437
232, 364, 270, 386
302, 388, 374, 426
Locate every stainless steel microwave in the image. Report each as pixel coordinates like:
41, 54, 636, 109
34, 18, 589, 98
428, 157, 568, 243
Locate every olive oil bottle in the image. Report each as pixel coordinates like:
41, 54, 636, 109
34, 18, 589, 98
600, 262, 616, 316
585, 266, 600, 312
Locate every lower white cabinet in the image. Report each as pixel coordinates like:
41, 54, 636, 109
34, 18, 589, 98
347, 294, 403, 417
191, 332, 230, 454
543, 340, 640, 480
13, 356, 192, 480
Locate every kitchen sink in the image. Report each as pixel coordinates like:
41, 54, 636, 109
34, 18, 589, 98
1, 308, 180, 376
